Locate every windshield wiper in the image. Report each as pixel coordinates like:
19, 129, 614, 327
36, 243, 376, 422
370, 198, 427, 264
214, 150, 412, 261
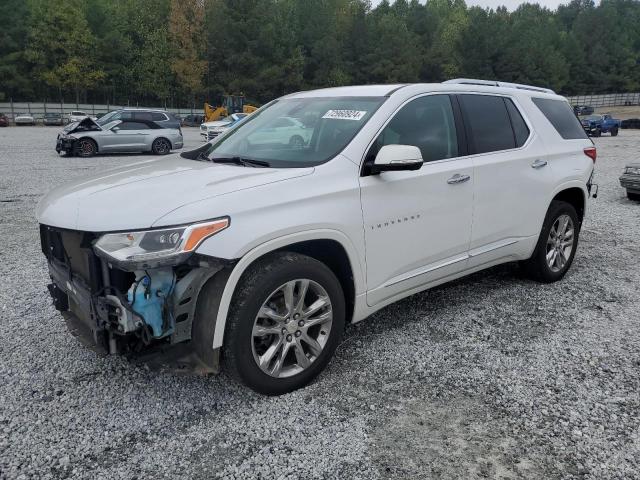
210, 156, 270, 168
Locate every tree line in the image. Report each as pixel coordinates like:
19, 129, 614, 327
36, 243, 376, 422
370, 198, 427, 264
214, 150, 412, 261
1, 0, 639, 107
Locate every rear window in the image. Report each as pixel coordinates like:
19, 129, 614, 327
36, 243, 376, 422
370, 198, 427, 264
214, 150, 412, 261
458, 94, 515, 154
532, 98, 588, 140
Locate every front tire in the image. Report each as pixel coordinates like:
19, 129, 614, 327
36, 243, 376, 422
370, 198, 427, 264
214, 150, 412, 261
75, 138, 97, 157
611, 127, 619, 137
593, 128, 602, 137
223, 252, 345, 395
151, 137, 171, 155
521, 201, 580, 283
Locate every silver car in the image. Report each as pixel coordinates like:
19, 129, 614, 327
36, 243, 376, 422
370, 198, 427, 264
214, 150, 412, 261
55, 117, 183, 157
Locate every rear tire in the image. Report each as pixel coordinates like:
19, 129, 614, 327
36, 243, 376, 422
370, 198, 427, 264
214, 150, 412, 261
151, 137, 172, 155
627, 191, 640, 201
75, 138, 97, 158
521, 201, 580, 283
223, 252, 345, 395
611, 128, 619, 137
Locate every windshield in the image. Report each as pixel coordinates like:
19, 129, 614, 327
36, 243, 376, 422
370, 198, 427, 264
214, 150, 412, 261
202, 96, 386, 167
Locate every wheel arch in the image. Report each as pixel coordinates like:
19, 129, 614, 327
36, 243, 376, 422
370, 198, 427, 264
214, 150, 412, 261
551, 185, 586, 226
153, 136, 172, 150
205, 229, 364, 349
76, 136, 99, 153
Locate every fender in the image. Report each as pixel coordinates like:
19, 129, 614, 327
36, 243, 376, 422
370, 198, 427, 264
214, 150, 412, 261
524, 179, 588, 259
547, 179, 588, 216
204, 228, 366, 349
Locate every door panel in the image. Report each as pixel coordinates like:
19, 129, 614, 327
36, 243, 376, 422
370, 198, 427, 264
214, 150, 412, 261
359, 94, 473, 307
457, 94, 553, 267
361, 159, 474, 305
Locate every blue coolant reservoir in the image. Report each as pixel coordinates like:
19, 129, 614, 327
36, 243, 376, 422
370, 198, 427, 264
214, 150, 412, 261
127, 269, 175, 338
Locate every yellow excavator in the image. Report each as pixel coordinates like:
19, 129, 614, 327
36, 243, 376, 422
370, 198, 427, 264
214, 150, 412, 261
204, 94, 258, 122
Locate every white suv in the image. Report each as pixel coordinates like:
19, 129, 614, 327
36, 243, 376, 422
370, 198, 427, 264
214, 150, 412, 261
37, 80, 597, 395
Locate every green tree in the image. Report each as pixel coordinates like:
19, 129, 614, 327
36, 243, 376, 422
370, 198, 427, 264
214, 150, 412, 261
24, 0, 105, 103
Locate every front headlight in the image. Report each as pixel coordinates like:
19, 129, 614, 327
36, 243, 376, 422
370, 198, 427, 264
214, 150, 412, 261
625, 167, 640, 175
93, 217, 229, 268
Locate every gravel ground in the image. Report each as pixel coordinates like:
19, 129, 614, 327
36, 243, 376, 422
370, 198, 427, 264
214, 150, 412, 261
1, 126, 639, 480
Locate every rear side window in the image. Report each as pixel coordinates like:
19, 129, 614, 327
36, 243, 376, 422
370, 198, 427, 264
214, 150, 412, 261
458, 95, 515, 154
505, 99, 530, 147
118, 121, 150, 130
133, 111, 153, 121
531, 98, 588, 140
151, 112, 168, 121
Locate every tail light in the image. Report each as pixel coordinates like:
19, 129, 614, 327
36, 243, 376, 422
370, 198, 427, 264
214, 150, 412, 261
584, 146, 597, 163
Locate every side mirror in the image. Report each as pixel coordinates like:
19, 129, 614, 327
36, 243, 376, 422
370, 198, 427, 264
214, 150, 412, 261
371, 144, 423, 175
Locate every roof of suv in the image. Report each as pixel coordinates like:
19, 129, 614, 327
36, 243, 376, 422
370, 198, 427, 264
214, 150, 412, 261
116, 108, 170, 112
287, 80, 560, 100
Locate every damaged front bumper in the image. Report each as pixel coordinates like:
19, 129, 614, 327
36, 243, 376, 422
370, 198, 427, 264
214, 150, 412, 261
55, 134, 77, 154
40, 224, 230, 373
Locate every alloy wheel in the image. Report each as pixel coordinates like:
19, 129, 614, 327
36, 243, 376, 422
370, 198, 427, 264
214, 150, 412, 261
154, 139, 170, 154
78, 140, 94, 156
251, 279, 333, 378
546, 214, 574, 272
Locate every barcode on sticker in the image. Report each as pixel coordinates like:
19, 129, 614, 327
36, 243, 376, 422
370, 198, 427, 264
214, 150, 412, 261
322, 110, 367, 121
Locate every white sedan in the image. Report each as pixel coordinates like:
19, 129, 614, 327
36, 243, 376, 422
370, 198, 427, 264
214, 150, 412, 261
200, 113, 247, 141
247, 116, 312, 147
14, 113, 35, 126
67, 111, 88, 124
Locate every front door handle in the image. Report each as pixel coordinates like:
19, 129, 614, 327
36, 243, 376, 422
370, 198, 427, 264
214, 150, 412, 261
447, 174, 471, 185
531, 159, 548, 169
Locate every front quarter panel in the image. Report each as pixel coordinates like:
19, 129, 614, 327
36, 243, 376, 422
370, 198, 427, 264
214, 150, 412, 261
163, 157, 367, 349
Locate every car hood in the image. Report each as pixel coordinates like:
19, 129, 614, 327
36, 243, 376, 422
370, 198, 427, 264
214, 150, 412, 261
202, 121, 231, 128
63, 117, 102, 134
36, 155, 314, 231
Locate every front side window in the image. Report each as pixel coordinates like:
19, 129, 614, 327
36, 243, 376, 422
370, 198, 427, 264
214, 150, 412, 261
459, 94, 516, 154
370, 95, 459, 164
203, 96, 386, 167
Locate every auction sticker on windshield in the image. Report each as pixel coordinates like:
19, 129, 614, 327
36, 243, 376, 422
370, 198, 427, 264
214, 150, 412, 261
322, 110, 367, 121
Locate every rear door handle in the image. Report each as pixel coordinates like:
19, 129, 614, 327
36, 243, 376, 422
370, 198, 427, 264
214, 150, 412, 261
531, 159, 548, 169
447, 174, 471, 185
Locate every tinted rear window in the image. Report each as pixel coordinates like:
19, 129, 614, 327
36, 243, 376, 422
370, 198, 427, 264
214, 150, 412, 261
459, 94, 515, 154
532, 98, 588, 140
133, 112, 153, 121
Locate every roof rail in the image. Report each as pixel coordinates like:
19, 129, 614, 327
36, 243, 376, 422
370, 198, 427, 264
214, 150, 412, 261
443, 78, 555, 95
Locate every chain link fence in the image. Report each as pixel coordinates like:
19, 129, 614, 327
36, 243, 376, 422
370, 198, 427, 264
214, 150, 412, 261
567, 92, 640, 108
0, 100, 202, 124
